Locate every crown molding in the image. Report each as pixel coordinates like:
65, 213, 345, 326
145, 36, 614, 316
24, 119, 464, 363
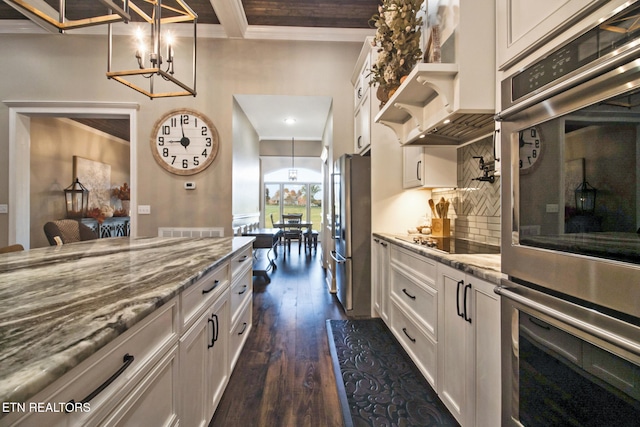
0, 19, 374, 42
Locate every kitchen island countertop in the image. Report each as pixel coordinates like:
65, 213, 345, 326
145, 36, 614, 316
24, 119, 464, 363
373, 232, 504, 285
0, 236, 254, 405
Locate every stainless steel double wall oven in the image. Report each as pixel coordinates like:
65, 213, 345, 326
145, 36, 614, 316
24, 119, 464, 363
497, 2, 640, 425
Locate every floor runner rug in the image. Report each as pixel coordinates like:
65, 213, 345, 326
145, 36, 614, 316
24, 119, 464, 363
327, 318, 459, 427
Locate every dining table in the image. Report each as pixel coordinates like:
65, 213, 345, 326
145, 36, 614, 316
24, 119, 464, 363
273, 221, 314, 252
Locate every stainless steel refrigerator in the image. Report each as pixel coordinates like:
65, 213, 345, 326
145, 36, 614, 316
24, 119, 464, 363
331, 154, 371, 317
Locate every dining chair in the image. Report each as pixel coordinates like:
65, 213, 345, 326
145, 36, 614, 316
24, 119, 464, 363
281, 214, 303, 254
44, 220, 99, 246
0, 243, 24, 254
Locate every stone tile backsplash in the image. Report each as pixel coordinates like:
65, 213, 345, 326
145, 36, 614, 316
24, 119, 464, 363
432, 135, 501, 246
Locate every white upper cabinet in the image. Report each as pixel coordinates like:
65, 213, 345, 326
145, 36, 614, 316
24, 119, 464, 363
375, 0, 495, 146
496, 0, 631, 70
352, 42, 374, 155
403, 146, 457, 189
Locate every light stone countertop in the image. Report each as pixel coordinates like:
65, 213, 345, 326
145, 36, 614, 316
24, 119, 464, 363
0, 236, 254, 405
373, 233, 505, 285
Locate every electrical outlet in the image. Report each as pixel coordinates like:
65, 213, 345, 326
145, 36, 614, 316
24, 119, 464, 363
0, 204, 7, 214
138, 205, 151, 214
546, 204, 559, 213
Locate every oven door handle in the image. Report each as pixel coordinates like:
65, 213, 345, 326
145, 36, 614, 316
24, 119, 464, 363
495, 286, 640, 356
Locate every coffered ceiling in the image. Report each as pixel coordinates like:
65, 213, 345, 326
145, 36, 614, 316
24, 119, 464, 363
0, 0, 378, 41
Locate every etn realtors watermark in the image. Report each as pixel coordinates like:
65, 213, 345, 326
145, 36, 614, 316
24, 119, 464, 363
2, 401, 91, 414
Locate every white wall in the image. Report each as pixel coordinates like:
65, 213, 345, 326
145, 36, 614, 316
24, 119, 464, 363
0, 33, 361, 244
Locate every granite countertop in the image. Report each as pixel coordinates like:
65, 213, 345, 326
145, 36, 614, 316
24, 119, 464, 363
0, 236, 254, 405
373, 232, 504, 285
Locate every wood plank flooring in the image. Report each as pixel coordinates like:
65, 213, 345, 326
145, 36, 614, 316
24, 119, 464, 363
209, 246, 348, 427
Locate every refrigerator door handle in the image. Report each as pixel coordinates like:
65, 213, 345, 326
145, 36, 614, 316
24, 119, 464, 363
330, 250, 347, 264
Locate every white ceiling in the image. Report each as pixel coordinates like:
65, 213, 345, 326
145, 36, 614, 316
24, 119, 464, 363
234, 94, 332, 141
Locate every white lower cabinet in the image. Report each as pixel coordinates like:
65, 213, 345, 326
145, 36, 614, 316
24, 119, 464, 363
179, 289, 230, 427
0, 245, 253, 427
371, 237, 390, 321
102, 345, 180, 427
377, 237, 501, 427
388, 244, 438, 388
438, 263, 501, 427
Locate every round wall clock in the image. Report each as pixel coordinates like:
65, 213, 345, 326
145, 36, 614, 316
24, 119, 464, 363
150, 108, 219, 175
518, 126, 543, 173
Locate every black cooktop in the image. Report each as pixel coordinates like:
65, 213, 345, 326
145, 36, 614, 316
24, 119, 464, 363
396, 236, 501, 255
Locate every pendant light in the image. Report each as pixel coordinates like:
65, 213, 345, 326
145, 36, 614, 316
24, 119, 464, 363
288, 137, 298, 181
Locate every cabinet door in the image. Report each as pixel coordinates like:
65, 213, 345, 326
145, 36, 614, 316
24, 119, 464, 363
180, 291, 230, 427
422, 147, 457, 188
469, 277, 501, 427
205, 293, 230, 419
372, 238, 390, 322
438, 264, 469, 426
496, 0, 606, 69
354, 91, 371, 154
402, 146, 423, 188
102, 346, 180, 427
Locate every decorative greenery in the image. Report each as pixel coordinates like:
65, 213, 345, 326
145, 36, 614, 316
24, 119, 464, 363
112, 182, 130, 201
369, 0, 423, 92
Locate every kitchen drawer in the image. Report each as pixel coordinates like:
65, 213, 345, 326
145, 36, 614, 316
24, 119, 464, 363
583, 342, 640, 401
230, 246, 252, 281
230, 266, 252, 326
390, 301, 437, 389
229, 297, 252, 371
101, 344, 179, 427
390, 265, 437, 340
4, 299, 179, 427
390, 245, 437, 284
521, 314, 582, 365
181, 262, 229, 330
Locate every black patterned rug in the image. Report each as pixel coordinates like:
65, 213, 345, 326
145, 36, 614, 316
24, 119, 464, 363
326, 318, 459, 427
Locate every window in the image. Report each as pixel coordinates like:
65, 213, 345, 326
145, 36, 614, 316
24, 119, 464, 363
264, 182, 322, 232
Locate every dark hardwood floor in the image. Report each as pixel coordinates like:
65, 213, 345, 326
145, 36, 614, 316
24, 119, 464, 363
209, 244, 348, 427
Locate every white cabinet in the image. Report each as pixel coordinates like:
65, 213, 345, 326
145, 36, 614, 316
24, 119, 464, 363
353, 37, 392, 156
354, 90, 372, 154
375, 0, 495, 145
371, 237, 389, 321
1, 245, 253, 427
496, 0, 616, 69
101, 345, 180, 427
388, 244, 439, 388
403, 146, 457, 189
180, 288, 230, 427
438, 264, 500, 427
1, 299, 180, 427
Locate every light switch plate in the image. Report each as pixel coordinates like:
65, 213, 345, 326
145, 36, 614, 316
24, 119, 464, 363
0, 204, 7, 214
546, 204, 559, 213
138, 205, 151, 214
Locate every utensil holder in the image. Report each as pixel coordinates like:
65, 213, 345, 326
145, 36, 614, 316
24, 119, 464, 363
431, 219, 450, 237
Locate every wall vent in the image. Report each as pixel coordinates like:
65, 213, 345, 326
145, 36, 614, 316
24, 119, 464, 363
158, 227, 224, 238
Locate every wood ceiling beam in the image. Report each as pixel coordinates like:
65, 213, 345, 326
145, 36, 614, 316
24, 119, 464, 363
209, 0, 247, 38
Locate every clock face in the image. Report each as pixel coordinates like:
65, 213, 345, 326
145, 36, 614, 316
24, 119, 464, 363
519, 126, 542, 172
150, 108, 219, 175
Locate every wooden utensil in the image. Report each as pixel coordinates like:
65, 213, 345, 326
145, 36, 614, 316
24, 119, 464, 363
443, 199, 450, 219
437, 197, 446, 219
428, 199, 437, 218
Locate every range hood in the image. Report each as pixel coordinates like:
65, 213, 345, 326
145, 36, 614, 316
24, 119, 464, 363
374, 63, 495, 145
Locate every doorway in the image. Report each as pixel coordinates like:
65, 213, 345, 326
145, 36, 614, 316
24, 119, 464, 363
6, 102, 138, 248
